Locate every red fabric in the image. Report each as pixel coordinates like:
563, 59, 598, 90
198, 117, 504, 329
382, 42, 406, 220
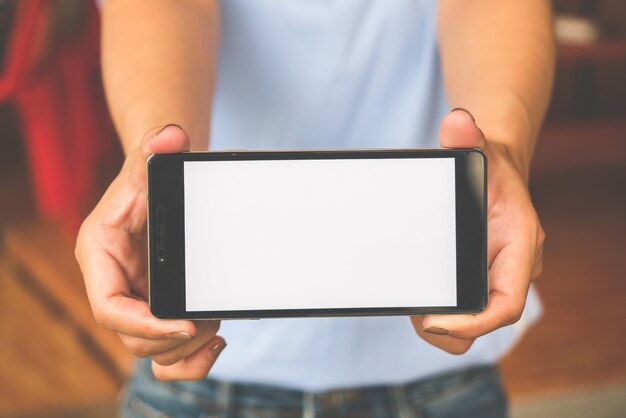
0, 0, 39, 99
0, 0, 118, 233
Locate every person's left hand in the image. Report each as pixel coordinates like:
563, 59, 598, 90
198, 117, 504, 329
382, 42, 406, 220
411, 109, 545, 354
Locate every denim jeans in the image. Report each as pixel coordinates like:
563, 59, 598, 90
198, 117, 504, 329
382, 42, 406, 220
119, 358, 507, 418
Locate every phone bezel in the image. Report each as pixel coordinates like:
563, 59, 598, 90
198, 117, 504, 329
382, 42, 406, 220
147, 148, 487, 319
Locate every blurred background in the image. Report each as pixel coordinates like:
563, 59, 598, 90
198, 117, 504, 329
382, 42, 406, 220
0, 1, 624, 417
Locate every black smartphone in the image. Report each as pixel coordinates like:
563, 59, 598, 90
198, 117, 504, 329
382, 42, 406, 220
147, 149, 487, 319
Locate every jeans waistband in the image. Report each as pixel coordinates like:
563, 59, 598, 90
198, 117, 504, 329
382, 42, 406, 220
131, 358, 503, 417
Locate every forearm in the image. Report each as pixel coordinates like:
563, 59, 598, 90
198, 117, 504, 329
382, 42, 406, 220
438, 0, 555, 179
102, 0, 219, 153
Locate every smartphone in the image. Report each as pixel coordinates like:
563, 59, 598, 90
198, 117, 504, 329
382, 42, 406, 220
147, 149, 487, 319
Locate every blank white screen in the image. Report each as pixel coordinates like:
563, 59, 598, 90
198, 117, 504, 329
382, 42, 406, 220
184, 158, 456, 311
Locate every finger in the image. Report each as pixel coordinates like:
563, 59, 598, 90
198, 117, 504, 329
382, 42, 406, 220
152, 336, 227, 381
411, 316, 475, 355
82, 223, 148, 300
421, 292, 521, 340
120, 320, 219, 358
80, 237, 196, 339
439, 108, 486, 149
152, 321, 221, 366
102, 293, 197, 339
119, 333, 190, 358
421, 238, 534, 339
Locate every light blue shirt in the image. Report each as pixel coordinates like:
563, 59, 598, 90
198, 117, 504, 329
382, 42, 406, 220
209, 0, 541, 390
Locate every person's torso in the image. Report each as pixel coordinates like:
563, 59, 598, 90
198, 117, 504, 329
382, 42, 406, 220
208, 0, 542, 391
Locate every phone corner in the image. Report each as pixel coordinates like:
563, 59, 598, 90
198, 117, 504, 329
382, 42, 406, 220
476, 296, 488, 313
149, 304, 166, 320
146, 153, 158, 166
470, 147, 487, 160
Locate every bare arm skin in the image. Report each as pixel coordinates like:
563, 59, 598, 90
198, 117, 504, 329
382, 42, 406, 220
412, 0, 555, 354
438, 0, 554, 178
102, 0, 219, 152
76, 0, 223, 381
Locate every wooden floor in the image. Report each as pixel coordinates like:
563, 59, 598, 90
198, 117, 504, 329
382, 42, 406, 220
0, 256, 119, 417
0, 115, 625, 415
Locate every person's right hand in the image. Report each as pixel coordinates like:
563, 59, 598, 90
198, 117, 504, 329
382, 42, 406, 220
75, 125, 226, 381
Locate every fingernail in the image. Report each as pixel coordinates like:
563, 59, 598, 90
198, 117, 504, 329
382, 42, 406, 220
450, 107, 475, 123
423, 327, 450, 336
155, 123, 183, 137
166, 331, 192, 340
209, 341, 226, 359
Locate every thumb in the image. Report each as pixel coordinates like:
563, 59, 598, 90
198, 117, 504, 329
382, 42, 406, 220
439, 108, 485, 149
124, 124, 191, 184
141, 124, 191, 159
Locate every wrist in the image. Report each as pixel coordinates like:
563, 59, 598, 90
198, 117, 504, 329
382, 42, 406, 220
453, 88, 540, 181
